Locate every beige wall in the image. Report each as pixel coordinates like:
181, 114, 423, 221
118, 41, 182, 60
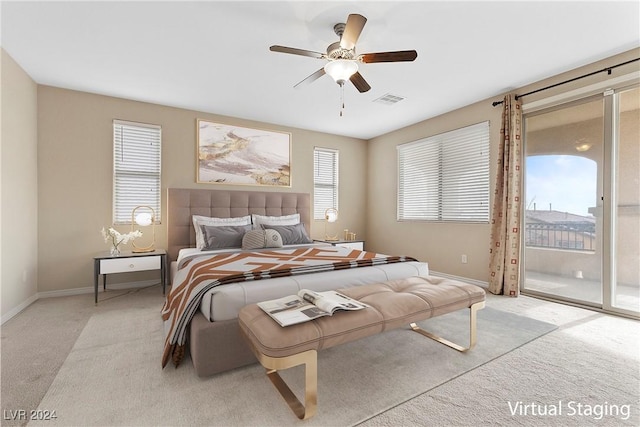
36, 86, 367, 292
1, 49, 39, 320
367, 101, 501, 281
367, 48, 639, 283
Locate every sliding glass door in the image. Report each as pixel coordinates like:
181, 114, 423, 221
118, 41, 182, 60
523, 86, 639, 317
524, 97, 604, 305
611, 87, 640, 313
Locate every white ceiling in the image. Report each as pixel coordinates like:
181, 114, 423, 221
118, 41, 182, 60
2, 1, 639, 140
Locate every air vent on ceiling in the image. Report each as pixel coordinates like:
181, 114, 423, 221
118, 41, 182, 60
373, 93, 405, 105
373, 93, 404, 105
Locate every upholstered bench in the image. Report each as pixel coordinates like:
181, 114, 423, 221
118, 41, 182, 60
238, 276, 486, 419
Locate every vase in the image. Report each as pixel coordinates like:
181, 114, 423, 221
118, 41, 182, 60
110, 245, 121, 257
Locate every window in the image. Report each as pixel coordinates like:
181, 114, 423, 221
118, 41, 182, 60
313, 147, 338, 220
397, 121, 490, 222
113, 120, 161, 224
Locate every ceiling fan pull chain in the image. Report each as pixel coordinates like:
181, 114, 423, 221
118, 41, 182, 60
340, 82, 345, 117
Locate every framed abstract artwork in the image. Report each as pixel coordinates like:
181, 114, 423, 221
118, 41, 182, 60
196, 119, 291, 186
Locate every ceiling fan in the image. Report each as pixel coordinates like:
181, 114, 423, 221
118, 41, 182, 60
270, 13, 418, 94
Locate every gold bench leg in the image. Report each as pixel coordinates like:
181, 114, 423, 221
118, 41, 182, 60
257, 350, 318, 420
410, 301, 485, 352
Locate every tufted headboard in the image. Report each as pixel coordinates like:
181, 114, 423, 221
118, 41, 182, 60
166, 188, 311, 262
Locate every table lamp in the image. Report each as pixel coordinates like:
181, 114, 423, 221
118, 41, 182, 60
324, 208, 339, 241
131, 205, 156, 252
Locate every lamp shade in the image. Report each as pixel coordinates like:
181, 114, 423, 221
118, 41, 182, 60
135, 212, 153, 227
324, 60, 358, 84
325, 208, 339, 223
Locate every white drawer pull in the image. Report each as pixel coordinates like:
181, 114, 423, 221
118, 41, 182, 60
129, 264, 135, 268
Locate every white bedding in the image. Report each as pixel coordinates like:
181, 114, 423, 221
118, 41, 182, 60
203, 260, 428, 321
173, 245, 429, 322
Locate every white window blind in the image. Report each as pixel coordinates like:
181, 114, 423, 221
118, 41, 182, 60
313, 147, 339, 220
397, 121, 490, 222
113, 120, 161, 224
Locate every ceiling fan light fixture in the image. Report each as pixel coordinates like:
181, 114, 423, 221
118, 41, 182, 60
324, 59, 358, 84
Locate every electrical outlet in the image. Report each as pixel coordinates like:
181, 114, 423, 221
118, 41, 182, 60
461, 254, 468, 264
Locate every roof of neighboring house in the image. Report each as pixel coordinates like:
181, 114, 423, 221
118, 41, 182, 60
526, 210, 596, 224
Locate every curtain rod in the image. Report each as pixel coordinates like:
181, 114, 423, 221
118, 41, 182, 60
491, 57, 640, 107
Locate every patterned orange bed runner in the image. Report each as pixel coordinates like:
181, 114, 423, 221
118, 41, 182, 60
161, 246, 416, 368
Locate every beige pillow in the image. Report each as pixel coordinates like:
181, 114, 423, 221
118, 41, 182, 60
242, 229, 283, 250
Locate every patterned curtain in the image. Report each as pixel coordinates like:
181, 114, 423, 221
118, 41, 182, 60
488, 94, 523, 296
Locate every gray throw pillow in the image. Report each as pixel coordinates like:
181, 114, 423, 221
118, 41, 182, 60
261, 223, 312, 245
201, 224, 251, 250
242, 229, 284, 250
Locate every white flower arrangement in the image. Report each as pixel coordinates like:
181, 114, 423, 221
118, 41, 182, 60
101, 227, 143, 255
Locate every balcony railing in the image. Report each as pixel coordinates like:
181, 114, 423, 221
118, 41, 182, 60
525, 222, 596, 251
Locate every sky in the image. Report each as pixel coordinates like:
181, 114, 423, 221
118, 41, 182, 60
526, 155, 597, 217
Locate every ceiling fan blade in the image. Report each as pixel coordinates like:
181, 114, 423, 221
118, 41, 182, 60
360, 50, 418, 63
340, 14, 367, 50
270, 45, 325, 59
294, 68, 326, 89
350, 72, 371, 93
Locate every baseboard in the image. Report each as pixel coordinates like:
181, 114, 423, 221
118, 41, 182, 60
38, 279, 161, 299
1, 294, 39, 325
429, 271, 488, 288
2, 280, 162, 324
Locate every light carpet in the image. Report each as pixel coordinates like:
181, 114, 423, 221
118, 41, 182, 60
31, 304, 556, 426
360, 308, 640, 426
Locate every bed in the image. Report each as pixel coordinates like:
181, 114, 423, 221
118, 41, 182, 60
162, 188, 429, 376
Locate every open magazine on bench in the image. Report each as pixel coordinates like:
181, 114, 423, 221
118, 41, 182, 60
257, 289, 369, 327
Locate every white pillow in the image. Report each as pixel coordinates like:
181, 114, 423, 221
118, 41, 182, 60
251, 213, 300, 230
192, 215, 251, 249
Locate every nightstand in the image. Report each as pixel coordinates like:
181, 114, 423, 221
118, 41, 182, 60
93, 249, 167, 304
314, 239, 365, 251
